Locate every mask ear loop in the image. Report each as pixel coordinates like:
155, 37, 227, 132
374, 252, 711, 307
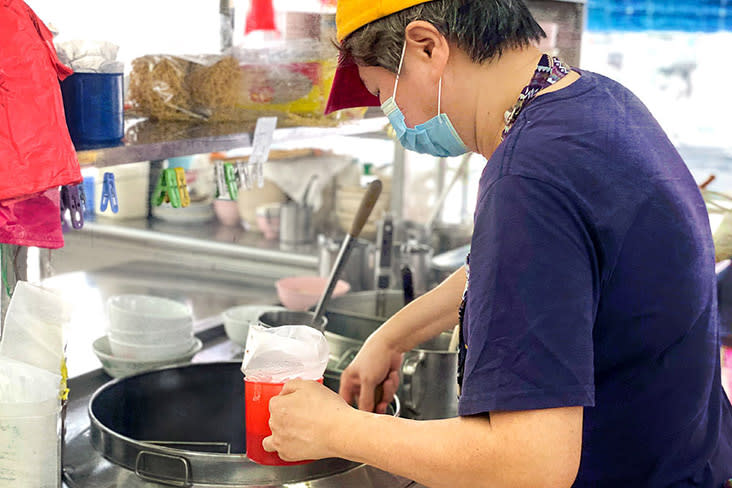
393, 42, 407, 98
437, 78, 442, 116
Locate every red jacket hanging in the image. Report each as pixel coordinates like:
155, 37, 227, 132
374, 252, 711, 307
0, 0, 82, 248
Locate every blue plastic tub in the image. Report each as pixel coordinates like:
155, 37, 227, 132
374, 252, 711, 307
61, 73, 124, 145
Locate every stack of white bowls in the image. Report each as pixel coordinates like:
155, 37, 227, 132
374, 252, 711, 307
106, 295, 194, 361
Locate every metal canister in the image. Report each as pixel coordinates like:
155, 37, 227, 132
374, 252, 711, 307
400, 241, 434, 297
317, 235, 374, 292
279, 202, 314, 245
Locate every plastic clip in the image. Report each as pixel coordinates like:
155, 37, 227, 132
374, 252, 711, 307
174, 167, 190, 208
224, 162, 238, 200
60, 184, 84, 230
151, 169, 182, 208
100, 172, 119, 213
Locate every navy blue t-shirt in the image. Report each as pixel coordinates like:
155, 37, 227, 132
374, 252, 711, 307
459, 70, 732, 486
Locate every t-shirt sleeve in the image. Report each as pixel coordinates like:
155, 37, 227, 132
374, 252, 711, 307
459, 174, 598, 416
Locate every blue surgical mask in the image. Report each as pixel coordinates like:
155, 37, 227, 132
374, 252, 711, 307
380, 43, 468, 157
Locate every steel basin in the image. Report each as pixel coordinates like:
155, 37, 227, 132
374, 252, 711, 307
88, 361, 399, 487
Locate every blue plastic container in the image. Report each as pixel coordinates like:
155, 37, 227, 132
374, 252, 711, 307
61, 73, 124, 145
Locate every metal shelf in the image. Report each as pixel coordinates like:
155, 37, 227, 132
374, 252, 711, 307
76, 115, 390, 168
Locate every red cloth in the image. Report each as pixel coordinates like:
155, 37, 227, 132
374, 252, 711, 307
0, 189, 63, 249
1, 0, 82, 247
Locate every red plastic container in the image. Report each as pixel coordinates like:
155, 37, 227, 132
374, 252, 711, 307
245, 0, 277, 34
244, 378, 322, 465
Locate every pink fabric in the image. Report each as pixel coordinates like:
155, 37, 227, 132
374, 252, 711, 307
0, 189, 64, 249
324, 56, 381, 114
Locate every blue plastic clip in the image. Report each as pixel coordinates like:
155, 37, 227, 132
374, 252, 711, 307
60, 184, 84, 229
100, 172, 119, 213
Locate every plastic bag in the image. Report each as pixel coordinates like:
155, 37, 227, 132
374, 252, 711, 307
0, 281, 70, 375
0, 357, 62, 488
127, 54, 244, 122
55, 40, 123, 73
241, 324, 329, 382
0, 0, 81, 202
126, 51, 363, 125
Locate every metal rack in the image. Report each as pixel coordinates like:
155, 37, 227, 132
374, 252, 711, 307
76, 115, 391, 168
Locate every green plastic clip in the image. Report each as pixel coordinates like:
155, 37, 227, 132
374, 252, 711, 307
151, 169, 182, 208
224, 162, 238, 201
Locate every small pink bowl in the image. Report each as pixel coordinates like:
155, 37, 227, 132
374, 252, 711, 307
275, 276, 351, 311
213, 199, 240, 227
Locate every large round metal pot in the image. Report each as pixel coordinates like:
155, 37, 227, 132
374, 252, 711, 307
323, 291, 458, 420
258, 309, 327, 332
88, 362, 399, 487
323, 290, 404, 370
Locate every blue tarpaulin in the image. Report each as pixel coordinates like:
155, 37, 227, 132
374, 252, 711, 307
588, 0, 732, 32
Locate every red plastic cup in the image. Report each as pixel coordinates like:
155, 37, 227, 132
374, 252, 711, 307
244, 377, 322, 465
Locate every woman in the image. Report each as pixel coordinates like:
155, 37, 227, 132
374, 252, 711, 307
263, 1, 732, 486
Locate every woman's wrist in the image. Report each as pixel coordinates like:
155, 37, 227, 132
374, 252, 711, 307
369, 319, 411, 354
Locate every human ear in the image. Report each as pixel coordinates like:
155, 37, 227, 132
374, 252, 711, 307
404, 20, 449, 78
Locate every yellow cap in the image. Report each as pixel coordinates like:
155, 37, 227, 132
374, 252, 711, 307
336, 0, 429, 42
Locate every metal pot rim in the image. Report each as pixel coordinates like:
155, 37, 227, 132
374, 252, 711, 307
87, 361, 400, 486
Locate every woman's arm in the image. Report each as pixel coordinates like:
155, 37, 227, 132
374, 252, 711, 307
375, 265, 466, 353
339, 266, 466, 412
265, 380, 583, 488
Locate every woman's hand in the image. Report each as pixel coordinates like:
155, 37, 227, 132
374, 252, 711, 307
262, 379, 352, 462
339, 334, 403, 414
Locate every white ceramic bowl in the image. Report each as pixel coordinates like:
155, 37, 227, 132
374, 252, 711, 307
93, 336, 202, 378
108, 336, 195, 361
223, 304, 286, 346
107, 295, 193, 332
107, 326, 194, 347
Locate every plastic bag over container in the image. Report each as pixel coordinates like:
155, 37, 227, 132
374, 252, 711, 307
0, 280, 70, 375
0, 356, 62, 488
241, 324, 329, 382
55, 40, 124, 73
0, 281, 67, 488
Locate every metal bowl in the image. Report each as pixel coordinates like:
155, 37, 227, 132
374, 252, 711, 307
88, 361, 399, 487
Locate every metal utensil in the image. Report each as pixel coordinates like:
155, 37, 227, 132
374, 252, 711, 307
312, 180, 383, 330
401, 265, 414, 305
